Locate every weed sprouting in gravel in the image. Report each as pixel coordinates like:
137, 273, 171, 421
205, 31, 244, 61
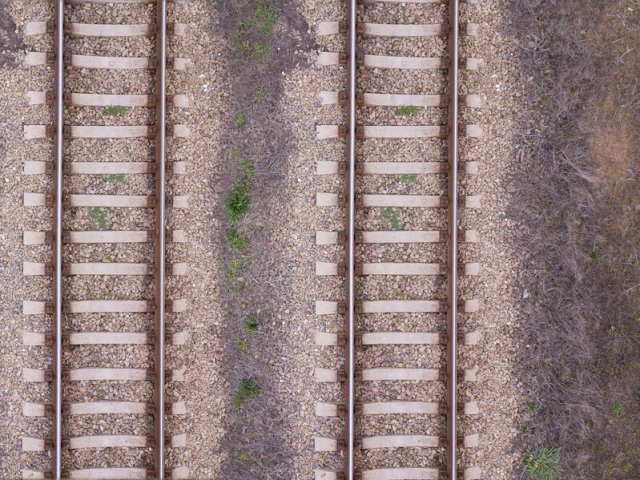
233, 0, 278, 64
381, 207, 403, 231
226, 258, 250, 281
104, 174, 127, 185
225, 178, 251, 224
235, 112, 246, 128
102, 105, 128, 117
88, 207, 111, 230
255, 85, 268, 103
250, 41, 271, 63
524, 447, 563, 480
394, 105, 421, 117
226, 228, 250, 250
398, 173, 419, 185
225, 158, 255, 224
238, 157, 255, 180
244, 315, 259, 333
234, 377, 260, 407
252, 0, 277, 35
238, 452, 253, 462
236, 339, 249, 352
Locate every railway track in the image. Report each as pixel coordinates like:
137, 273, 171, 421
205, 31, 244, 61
315, 0, 483, 479
22, 1, 189, 479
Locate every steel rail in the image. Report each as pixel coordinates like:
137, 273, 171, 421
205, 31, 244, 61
52, 1, 65, 478
344, 0, 357, 476
154, 1, 168, 478
446, 0, 460, 478
343, 1, 461, 477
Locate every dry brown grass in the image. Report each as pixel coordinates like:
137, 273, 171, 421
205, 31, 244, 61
511, 0, 640, 477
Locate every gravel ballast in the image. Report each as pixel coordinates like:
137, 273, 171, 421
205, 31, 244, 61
1, 0, 529, 477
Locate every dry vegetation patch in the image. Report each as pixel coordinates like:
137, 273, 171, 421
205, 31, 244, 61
211, 0, 311, 477
512, 0, 640, 478
0, 3, 24, 69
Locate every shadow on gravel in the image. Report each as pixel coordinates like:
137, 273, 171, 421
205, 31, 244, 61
510, 0, 640, 478
0, 3, 24, 69
207, 0, 313, 478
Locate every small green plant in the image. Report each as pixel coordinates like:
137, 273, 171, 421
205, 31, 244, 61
396, 289, 409, 300
251, 41, 272, 63
588, 249, 601, 262
523, 299, 532, 310
233, 0, 277, 64
226, 228, 250, 250
225, 178, 251, 224
235, 112, 246, 128
104, 174, 127, 185
102, 105, 128, 117
225, 258, 246, 281
524, 447, 562, 480
244, 315, 259, 333
253, 0, 277, 35
234, 377, 260, 407
239, 452, 251, 462
88, 207, 111, 230
394, 105, 421, 117
238, 157, 255, 180
399, 173, 419, 184
233, 282, 245, 295
611, 401, 626, 418
236, 339, 249, 352
255, 85, 268, 103
381, 207, 403, 231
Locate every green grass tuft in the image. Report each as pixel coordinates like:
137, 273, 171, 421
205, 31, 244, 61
238, 157, 255, 180
394, 105, 421, 117
226, 228, 250, 250
524, 447, 563, 480
225, 178, 251, 224
102, 105, 128, 117
250, 41, 271, 63
399, 173, 419, 184
225, 258, 248, 281
244, 315, 259, 333
88, 207, 111, 231
253, 0, 277, 35
235, 112, 246, 128
255, 85, 268, 103
104, 174, 127, 185
236, 339, 249, 352
611, 401, 626, 418
234, 377, 260, 407
381, 207, 403, 231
